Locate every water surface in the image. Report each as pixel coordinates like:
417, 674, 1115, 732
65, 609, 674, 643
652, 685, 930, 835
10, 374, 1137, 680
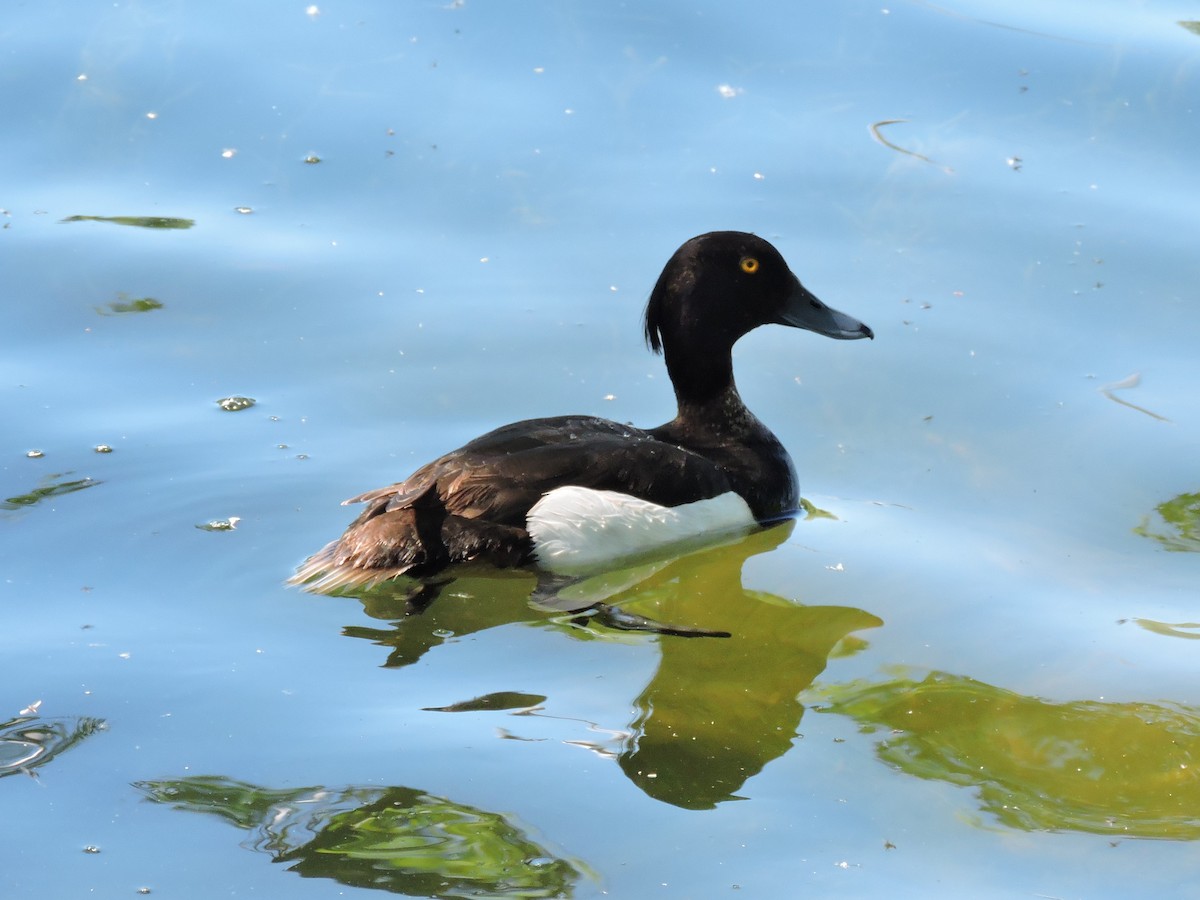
3, 1, 1199, 897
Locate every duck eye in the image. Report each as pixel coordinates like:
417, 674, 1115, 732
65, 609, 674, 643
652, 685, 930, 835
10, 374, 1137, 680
739, 256, 760, 274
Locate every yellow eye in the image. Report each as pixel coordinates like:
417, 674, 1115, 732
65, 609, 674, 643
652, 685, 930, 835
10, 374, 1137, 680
740, 256, 759, 274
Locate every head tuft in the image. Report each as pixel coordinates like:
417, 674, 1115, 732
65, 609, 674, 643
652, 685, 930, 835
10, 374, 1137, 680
643, 295, 664, 354
643, 235, 706, 354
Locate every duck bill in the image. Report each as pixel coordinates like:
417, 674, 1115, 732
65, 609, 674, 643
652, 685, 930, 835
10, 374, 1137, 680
777, 277, 874, 340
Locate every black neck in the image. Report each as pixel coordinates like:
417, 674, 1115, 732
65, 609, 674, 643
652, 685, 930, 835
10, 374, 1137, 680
662, 334, 737, 412
659, 329, 774, 442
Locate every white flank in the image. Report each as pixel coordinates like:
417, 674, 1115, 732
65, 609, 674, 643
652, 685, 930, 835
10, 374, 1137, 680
526, 485, 756, 575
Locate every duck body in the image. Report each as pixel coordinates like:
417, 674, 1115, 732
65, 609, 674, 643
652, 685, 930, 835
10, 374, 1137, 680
293, 231, 872, 593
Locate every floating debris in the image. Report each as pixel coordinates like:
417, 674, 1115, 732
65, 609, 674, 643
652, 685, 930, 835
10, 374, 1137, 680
96, 295, 163, 315
869, 119, 953, 174
25, 449, 44, 459
1099, 372, 1169, 422
233, 206, 253, 214
1133, 619, 1200, 639
216, 396, 256, 412
4, 474, 101, 510
93, 444, 113, 454
61, 215, 194, 230
303, 154, 322, 165
800, 497, 837, 521
196, 517, 241, 532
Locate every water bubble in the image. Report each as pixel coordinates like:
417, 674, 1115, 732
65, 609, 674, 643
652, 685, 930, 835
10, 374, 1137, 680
94, 444, 113, 454
26, 449, 45, 459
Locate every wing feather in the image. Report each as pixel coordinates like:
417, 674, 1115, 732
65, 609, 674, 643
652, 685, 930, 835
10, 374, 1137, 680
342, 415, 733, 525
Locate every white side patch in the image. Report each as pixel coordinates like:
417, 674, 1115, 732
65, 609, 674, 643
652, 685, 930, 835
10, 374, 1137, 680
526, 485, 756, 575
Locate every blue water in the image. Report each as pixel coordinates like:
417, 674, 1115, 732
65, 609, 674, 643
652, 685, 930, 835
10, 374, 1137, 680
4, 1, 1199, 897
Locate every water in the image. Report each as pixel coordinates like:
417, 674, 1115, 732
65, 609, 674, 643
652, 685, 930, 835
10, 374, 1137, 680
3, 1, 1199, 896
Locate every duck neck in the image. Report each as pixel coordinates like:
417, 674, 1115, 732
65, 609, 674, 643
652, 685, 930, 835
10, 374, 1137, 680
655, 341, 798, 521
677, 384, 763, 438
661, 325, 731, 389
664, 346, 762, 439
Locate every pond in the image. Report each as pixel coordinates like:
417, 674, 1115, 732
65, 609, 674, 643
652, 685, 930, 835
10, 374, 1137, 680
3, 1, 1198, 897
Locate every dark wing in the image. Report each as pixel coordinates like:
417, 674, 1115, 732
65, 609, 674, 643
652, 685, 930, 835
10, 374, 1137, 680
347, 415, 734, 525
292, 415, 736, 592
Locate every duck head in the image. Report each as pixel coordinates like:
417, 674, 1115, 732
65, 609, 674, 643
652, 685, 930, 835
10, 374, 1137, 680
643, 231, 873, 403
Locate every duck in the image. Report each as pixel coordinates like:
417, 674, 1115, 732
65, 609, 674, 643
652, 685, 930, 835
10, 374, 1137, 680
291, 231, 872, 596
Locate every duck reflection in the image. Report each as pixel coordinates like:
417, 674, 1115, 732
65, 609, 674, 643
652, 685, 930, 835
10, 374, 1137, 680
135, 776, 588, 897
340, 521, 883, 809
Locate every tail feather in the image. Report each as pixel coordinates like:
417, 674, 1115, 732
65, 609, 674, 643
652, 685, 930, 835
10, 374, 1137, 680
287, 539, 412, 593
290, 505, 534, 595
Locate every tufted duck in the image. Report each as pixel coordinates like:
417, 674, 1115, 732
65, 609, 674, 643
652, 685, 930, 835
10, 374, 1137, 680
291, 231, 872, 594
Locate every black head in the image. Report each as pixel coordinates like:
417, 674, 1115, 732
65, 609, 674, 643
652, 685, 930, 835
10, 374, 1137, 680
643, 231, 872, 357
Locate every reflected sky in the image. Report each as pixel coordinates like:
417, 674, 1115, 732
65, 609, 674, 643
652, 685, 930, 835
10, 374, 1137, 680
3, 1, 1199, 898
